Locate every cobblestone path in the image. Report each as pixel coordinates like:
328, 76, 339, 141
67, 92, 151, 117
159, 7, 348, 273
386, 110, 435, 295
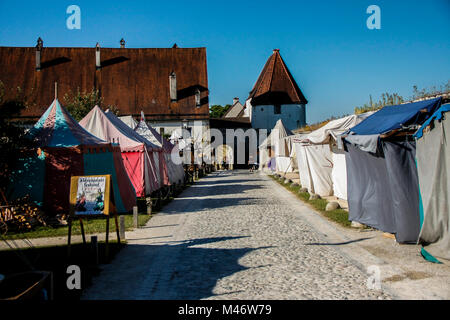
82, 170, 391, 300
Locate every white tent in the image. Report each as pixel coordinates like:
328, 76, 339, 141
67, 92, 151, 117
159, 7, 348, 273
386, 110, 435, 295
134, 112, 185, 185
259, 119, 293, 172
119, 115, 138, 130
293, 113, 373, 199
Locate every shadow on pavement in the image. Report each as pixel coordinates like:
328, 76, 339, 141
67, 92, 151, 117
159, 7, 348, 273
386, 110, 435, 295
84, 236, 273, 300
163, 197, 259, 213
180, 184, 264, 198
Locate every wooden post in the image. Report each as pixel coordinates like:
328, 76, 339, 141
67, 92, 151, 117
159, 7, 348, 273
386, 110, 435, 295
114, 214, 121, 244
133, 206, 138, 228
67, 216, 72, 259
91, 236, 98, 265
49, 271, 54, 301
119, 215, 125, 240
79, 217, 86, 245
105, 215, 110, 260
114, 213, 120, 244
146, 198, 152, 215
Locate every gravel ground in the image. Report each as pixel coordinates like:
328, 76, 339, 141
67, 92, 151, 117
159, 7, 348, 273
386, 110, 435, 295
82, 170, 396, 300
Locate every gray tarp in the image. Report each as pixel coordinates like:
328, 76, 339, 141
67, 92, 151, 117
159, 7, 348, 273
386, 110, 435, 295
417, 116, 450, 262
345, 140, 421, 243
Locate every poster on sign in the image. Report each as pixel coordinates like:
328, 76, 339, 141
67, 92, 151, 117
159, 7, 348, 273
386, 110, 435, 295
70, 175, 111, 216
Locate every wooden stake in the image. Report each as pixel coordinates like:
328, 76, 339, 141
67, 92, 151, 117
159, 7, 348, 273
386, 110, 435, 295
133, 206, 138, 228
114, 213, 120, 244
67, 216, 72, 259
79, 217, 86, 245
105, 215, 110, 260
54, 82, 58, 100
119, 215, 125, 240
91, 236, 98, 265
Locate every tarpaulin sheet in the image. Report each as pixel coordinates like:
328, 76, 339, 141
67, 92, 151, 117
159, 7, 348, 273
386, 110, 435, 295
345, 143, 396, 234
345, 140, 421, 243
350, 97, 442, 136
416, 105, 450, 263
383, 140, 420, 243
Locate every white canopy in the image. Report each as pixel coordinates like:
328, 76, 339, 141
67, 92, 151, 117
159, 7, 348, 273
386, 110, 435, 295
294, 113, 373, 198
119, 115, 138, 130
135, 112, 185, 185
259, 119, 293, 170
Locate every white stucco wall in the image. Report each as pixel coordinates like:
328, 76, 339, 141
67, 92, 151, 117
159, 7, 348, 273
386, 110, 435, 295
250, 104, 306, 131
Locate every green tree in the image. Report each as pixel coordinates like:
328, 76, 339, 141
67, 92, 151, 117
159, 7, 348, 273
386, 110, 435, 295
63, 88, 119, 121
0, 82, 34, 197
209, 104, 231, 118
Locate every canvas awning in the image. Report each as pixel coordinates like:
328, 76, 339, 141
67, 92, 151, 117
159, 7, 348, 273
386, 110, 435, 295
346, 97, 442, 153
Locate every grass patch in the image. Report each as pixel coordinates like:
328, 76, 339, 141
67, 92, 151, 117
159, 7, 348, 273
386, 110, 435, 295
270, 175, 351, 228
3, 177, 197, 240
3, 214, 152, 240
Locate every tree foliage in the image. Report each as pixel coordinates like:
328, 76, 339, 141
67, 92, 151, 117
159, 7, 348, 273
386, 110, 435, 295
0, 82, 35, 196
209, 104, 231, 118
63, 88, 119, 121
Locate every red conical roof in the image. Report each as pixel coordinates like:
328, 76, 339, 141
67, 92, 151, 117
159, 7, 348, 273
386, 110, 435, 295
248, 49, 307, 106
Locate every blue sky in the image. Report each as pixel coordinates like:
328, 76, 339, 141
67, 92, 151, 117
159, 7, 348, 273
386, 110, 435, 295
0, 0, 449, 123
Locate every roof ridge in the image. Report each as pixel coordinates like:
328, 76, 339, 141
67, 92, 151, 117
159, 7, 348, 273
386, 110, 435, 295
277, 51, 301, 103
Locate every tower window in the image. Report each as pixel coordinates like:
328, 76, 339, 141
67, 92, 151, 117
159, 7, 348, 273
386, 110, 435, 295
274, 105, 281, 114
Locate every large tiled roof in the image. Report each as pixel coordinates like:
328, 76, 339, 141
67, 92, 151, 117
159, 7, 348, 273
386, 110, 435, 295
0, 45, 209, 120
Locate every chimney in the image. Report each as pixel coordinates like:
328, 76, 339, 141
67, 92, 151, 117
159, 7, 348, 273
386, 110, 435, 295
95, 42, 101, 69
233, 97, 239, 105
169, 71, 177, 102
120, 38, 125, 48
195, 88, 201, 107
35, 37, 43, 71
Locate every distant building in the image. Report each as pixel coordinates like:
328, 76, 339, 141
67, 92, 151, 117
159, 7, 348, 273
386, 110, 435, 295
0, 38, 210, 139
223, 97, 247, 119
245, 49, 308, 131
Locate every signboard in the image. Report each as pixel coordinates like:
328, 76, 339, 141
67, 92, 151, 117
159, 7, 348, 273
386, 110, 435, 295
69, 175, 111, 216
